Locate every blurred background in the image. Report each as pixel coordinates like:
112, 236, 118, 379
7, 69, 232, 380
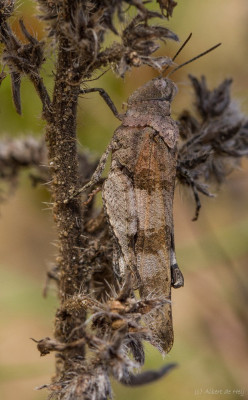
0, 1, 248, 399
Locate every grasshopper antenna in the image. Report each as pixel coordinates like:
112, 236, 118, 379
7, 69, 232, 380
163, 33, 193, 74
167, 42, 222, 77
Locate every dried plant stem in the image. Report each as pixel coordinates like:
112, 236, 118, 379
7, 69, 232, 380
45, 38, 86, 370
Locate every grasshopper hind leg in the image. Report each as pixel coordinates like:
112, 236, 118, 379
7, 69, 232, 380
170, 234, 184, 288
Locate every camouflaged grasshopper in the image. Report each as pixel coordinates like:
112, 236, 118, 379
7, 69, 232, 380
72, 41, 221, 353
73, 77, 183, 353
103, 77, 184, 353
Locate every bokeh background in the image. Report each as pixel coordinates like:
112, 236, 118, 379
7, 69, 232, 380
0, 1, 248, 399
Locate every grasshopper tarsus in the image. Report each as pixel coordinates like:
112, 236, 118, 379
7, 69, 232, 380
177, 164, 202, 221
191, 183, 202, 221
171, 264, 184, 288
119, 363, 177, 386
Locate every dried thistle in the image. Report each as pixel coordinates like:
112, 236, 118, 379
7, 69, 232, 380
0, 0, 15, 24
0, 1, 247, 400
34, 277, 176, 399
177, 75, 248, 220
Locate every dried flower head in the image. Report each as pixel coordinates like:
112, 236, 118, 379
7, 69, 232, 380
177, 75, 248, 219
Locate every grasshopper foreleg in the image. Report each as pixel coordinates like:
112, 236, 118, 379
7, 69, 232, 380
64, 140, 113, 203
80, 88, 122, 120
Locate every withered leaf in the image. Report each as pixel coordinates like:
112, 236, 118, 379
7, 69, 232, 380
10, 71, 21, 115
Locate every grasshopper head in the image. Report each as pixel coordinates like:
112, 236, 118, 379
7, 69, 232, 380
127, 77, 178, 107
123, 77, 179, 148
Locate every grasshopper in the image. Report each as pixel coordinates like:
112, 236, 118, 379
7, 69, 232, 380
74, 77, 183, 353
102, 78, 184, 352
73, 41, 221, 353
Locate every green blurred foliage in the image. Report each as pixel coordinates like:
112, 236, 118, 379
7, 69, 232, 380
0, 1, 248, 400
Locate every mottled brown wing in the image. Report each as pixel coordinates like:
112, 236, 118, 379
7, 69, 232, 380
134, 128, 174, 353
102, 166, 138, 282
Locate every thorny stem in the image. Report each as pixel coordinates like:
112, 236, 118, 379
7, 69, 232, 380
45, 35, 86, 367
